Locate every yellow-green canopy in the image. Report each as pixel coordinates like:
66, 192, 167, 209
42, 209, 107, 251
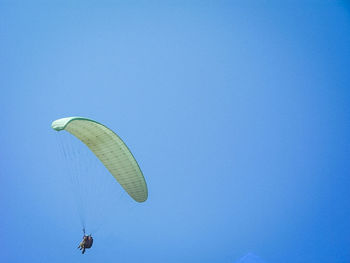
52, 117, 148, 202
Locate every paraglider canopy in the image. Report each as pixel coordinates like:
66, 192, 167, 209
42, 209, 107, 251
52, 117, 148, 203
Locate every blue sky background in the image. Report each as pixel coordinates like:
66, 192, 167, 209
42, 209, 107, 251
1, 1, 350, 262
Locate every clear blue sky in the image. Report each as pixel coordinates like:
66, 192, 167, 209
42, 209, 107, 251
1, 1, 350, 262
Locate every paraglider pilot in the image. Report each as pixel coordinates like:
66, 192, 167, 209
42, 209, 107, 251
78, 230, 93, 254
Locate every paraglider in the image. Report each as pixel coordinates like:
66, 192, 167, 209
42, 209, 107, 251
52, 117, 148, 254
78, 229, 94, 254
